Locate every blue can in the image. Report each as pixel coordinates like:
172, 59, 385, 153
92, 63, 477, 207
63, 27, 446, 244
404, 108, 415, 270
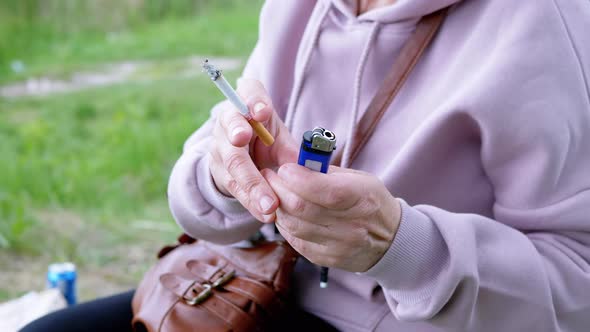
47, 262, 77, 306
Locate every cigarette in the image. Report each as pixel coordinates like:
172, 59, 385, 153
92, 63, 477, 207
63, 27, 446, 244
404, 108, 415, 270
202, 59, 275, 146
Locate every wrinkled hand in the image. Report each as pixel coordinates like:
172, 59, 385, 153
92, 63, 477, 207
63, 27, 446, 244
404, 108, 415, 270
262, 164, 402, 272
209, 78, 298, 222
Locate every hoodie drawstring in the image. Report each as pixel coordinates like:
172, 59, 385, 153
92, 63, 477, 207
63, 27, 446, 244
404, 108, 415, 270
285, 1, 332, 131
285, 1, 380, 169
341, 21, 380, 168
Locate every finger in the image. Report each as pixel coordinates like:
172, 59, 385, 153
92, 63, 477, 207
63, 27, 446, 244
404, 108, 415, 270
268, 124, 299, 165
327, 165, 367, 175
219, 140, 278, 215
275, 222, 342, 267
212, 120, 277, 219
236, 78, 274, 123
276, 164, 362, 209
211, 152, 276, 222
262, 168, 329, 221
237, 79, 299, 165
209, 146, 250, 202
208, 151, 232, 197
275, 209, 332, 244
275, 221, 328, 255
251, 119, 298, 169
274, 201, 364, 244
218, 106, 253, 147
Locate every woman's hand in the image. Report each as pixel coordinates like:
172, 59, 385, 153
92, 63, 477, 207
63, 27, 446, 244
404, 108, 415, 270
209, 78, 298, 222
262, 164, 402, 272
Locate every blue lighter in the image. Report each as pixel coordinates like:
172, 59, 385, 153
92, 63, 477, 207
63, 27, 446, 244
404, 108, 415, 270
298, 127, 337, 173
297, 127, 337, 288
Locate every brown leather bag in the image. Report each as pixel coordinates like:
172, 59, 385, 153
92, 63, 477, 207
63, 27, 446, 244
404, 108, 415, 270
132, 234, 298, 332
131, 8, 448, 332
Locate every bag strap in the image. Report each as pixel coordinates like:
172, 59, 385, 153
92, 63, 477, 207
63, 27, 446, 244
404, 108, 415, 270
332, 8, 449, 167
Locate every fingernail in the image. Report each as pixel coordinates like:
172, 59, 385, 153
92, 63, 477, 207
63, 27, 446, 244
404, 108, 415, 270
232, 127, 245, 138
259, 196, 274, 213
253, 102, 266, 114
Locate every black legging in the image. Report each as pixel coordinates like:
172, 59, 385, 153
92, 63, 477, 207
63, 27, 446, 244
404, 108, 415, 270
20, 290, 338, 332
20, 290, 135, 332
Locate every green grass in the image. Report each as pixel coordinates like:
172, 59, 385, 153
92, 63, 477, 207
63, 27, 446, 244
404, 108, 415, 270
0, 0, 262, 301
0, 0, 261, 83
0, 76, 226, 252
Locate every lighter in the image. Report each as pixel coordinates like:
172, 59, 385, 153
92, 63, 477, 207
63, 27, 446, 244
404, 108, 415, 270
297, 127, 337, 288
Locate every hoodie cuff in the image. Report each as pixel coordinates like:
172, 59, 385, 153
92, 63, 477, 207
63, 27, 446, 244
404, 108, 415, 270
362, 199, 448, 303
196, 153, 250, 218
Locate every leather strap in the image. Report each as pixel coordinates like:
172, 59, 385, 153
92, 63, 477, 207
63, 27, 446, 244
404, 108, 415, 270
200, 293, 260, 332
223, 276, 279, 314
160, 273, 196, 297
187, 259, 225, 281
331, 8, 448, 167
160, 273, 260, 332
185, 259, 281, 317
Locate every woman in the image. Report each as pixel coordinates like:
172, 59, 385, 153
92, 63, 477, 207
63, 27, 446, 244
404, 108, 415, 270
23, 0, 590, 331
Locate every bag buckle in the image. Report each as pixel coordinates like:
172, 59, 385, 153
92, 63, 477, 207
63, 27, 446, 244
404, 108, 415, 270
212, 269, 235, 288
183, 270, 235, 306
184, 283, 212, 305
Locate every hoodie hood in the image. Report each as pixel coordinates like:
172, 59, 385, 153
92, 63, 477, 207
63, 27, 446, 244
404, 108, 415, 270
329, 0, 462, 23
286, 0, 462, 168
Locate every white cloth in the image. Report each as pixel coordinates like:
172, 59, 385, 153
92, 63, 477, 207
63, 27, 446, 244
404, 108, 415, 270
0, 289, 67, 332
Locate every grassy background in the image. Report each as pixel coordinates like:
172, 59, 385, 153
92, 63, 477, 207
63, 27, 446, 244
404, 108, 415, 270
0, 0, 262, 301
0, 0, 261, 83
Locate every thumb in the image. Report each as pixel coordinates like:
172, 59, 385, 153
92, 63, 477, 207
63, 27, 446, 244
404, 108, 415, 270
327, 165, 366, 175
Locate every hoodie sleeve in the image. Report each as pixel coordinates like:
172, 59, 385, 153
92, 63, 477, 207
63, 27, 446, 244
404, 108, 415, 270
363, 1, 590, 331
167, 0, 316, 244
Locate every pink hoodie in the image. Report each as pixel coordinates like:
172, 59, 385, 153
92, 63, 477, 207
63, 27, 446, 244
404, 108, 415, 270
167, 0, 590, 331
